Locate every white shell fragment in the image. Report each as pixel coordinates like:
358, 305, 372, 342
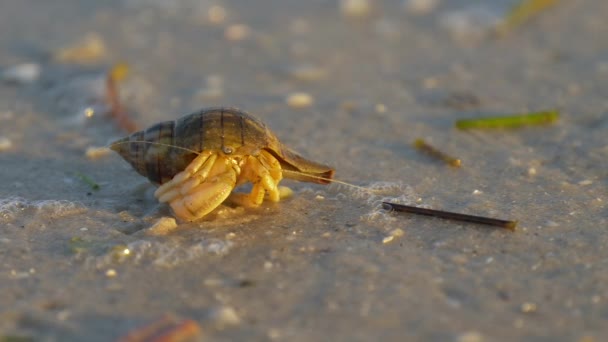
1, 63, 41, 85
145, 217, 178, 236
286, 92, 314, 108
340, 0, 372, 18
0, 136, 13, 151
224, 24, 251, 41
383, 228, 405, 244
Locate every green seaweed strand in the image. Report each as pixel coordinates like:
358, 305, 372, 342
455, 110, 559, 130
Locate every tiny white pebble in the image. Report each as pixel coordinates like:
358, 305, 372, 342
404, 0, 440, 15
578, 179, 593, 186
264, 261, 273, 270
226, 232, 236, 239
203, 278, 223, 287
268, 328, 281, 340
80, 227, 88, 231
382, 235, 394, 244
286, 92, 314, 108
225, 24, 251, 41
1, 63, 41, 84
105, 269, 117, 277
340, 0, 372, 18
375, 103, 387, 113
0, 136, 13, 151
528, 167, 537, 176
472, 189, 482, 195
457, 331, 484, 342
520, 302, 537, 313
315, 195, 325, 200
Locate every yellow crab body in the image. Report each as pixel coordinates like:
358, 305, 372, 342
110, 107, 334, 221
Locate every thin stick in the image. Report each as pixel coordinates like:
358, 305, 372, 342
105, 63, 138, 133
413, 139, 461, 167
382, 202, 517, 230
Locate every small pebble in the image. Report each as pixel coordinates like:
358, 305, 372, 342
213, 306, 241, 326
578, 179, 593, 186
145, 217, 178, 236
404, 0, 440, 15
0, 110, 14, 120
340, 0, 372, 18
527, 167, 537, 176
439, 7, 501, 44
375, 103, 387, 113
1, 63, 41, 84
286, 92, 314, 108
315, 195, 325, 200
472, 189, 482, 195
0, 136, 13, 151
207, 5, 227, 24
382, 235, 394, 244
85, 146, 112, 159
225, 24, 251, 41
520, 302, 537, 313
268, 328, 281, 340
390, 228, 404, 237
105, 269, 117, 277
457, 331, 484, 342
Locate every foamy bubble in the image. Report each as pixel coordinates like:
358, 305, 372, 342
0, 197, 85, 222
85, 238, 234, 269
323, 181, 419, 224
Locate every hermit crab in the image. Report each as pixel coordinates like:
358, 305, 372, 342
110, 107, 335, 221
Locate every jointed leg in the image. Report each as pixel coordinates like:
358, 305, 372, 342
229, 152, 290, 207
154, 151, 238, 222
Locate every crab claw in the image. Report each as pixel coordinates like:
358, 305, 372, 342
154, 152, 238, 222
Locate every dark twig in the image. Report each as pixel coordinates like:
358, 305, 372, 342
382, 202, 517, 230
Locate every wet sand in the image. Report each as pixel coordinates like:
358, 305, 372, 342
0, 1, 607, 341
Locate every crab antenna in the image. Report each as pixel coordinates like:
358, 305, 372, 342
281, 169, 379, 194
